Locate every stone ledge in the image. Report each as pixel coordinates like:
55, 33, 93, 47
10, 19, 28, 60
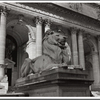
14, 67, 93, 97
15, 67, 93, 87
0, 92, 29, 97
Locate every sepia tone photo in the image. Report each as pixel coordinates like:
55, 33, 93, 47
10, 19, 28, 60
0, 2, 99, 97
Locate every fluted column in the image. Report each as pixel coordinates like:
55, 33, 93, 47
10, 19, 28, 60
78, 30, 85, 70
92, 51, 100, 87
0, 6, 7, 80
36, 17, 43, 57
45, 19, 51, 32
71, 27, 78, 65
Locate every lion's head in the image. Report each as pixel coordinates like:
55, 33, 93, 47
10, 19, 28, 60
52, 32, 67, 49
43, 30, 67, 49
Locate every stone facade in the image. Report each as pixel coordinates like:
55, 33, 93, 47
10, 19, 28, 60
0, 2, 100, 93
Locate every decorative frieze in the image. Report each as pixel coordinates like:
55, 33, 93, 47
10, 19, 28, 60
69, 3, 82, 12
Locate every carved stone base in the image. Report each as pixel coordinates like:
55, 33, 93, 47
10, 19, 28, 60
15, 67, 93, 97
0, 82, 8, 94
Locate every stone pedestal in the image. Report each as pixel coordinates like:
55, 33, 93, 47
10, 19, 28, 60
15, 67, 93, 97
0, 82, 8, 94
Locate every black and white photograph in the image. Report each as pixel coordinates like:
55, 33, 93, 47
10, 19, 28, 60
0, 2, 99, 98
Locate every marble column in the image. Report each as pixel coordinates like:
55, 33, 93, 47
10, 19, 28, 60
45, 19, 51, 32
71, 27, 78, 65
36, 17, 43, 57
78, 30, 85, 70
92, 51, 100, 87
0, 7, 7, 80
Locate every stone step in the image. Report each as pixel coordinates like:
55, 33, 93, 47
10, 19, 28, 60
0, 92, 29, 97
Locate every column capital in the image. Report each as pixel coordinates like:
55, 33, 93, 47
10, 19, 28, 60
78, 29, 86, 35
78, 29, 85, 33
36, 16, 43, 25
70, 27, 78, 34
44, 19, 51, 26
0, 6, 10, 16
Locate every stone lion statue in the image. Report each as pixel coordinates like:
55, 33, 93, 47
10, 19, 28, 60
21, 29, 71, 77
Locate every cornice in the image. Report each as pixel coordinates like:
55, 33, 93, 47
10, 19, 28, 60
86, 3, 100, 8
18, 3, 100, 30
1, 2, 100, 36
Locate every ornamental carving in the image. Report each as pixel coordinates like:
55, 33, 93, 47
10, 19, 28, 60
45, 19, 51, 27
70, 27, 78, 34
0, 6, 10, 16
69, 3, 82, 12
36, 16, 43, 25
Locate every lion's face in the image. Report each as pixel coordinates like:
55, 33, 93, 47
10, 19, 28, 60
53, 32, 67, 46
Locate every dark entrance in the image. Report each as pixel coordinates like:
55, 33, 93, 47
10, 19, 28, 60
5, 35, 17, 86
7, 68, 12, 86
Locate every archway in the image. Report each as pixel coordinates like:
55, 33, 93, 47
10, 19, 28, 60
84, 37, 100, 89
6, 18, 36, 86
